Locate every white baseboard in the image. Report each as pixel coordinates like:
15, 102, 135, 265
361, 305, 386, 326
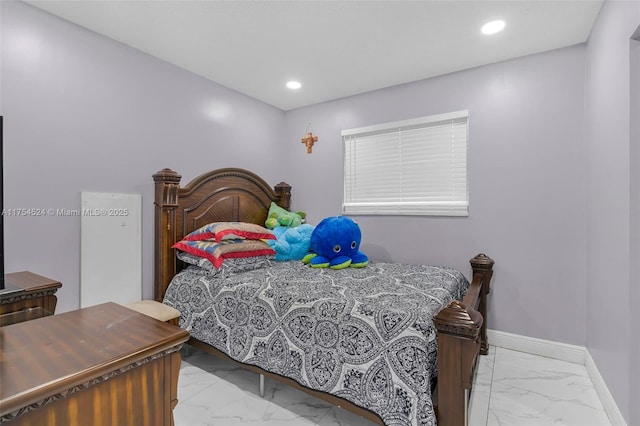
487, 329, 626, 426
487, 329, 585, 364
584, 351, 627, 426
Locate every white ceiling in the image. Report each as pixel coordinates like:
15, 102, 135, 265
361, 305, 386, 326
27, 0, 603, 111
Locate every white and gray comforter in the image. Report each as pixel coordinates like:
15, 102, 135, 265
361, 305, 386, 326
163, 260, 469, 426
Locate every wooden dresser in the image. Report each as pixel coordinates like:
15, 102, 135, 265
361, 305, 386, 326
0, 302, 190, 425
0, 271, 62, 326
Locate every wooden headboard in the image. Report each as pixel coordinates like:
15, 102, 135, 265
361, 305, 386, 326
153, 168, 291, 301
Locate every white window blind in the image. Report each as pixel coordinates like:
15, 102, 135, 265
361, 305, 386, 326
342, 110, 468, 216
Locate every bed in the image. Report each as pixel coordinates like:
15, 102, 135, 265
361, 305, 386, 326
153, 167, 494, 426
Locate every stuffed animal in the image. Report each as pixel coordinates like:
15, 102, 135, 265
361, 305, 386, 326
267, 224, 315, 261
264, 202, 306, 229
302, 216, 368, 269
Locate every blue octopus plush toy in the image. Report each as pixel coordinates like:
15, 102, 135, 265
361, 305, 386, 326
302, 216, 368, 269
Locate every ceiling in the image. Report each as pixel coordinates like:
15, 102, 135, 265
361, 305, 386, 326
27, 0, 603, 111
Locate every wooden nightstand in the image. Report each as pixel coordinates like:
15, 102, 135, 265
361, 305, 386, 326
0, 271, 62, 326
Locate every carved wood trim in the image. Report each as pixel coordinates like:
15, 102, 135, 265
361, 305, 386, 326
433, 300, 482, 339
470, 253, 494, 294
0, 289, 58, 305
274, 181, 292, 210
0, 345, 184, 422
153, 168, 181, 205
469, 253, 494, 354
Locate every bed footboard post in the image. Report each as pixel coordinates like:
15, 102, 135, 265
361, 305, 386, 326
433, 301, 483, 426
153, 168, 182, 302
470, 253, 494, 355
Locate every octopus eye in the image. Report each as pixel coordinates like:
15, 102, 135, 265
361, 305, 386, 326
333, 244, 341, 253
351, 241, 357, 249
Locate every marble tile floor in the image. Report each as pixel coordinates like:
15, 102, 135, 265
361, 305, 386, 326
174, 345, 612, 426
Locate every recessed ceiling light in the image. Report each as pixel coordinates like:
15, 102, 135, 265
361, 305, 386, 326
286, 81, 302, 90
481, 20, 506, 35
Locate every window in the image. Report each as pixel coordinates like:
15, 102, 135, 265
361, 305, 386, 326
342, 110, 468, 216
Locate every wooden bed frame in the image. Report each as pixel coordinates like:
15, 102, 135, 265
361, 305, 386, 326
153, 167, 494, 426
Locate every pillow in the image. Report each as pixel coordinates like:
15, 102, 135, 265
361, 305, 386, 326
177, 251, 273, 275
172, 238, 275, 268
176, 251, 218, 272
182, 222, 276, 243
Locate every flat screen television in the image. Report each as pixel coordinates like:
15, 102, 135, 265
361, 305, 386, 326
1, 115, 4, 289
0, 115, 20, 294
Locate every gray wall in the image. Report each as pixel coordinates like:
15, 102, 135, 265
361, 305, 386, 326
584, 0, 640, 423
0, 1, 285, 313
283, 46, 589, 347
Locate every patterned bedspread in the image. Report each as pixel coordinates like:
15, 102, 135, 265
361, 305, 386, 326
163, 260, 469, 426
